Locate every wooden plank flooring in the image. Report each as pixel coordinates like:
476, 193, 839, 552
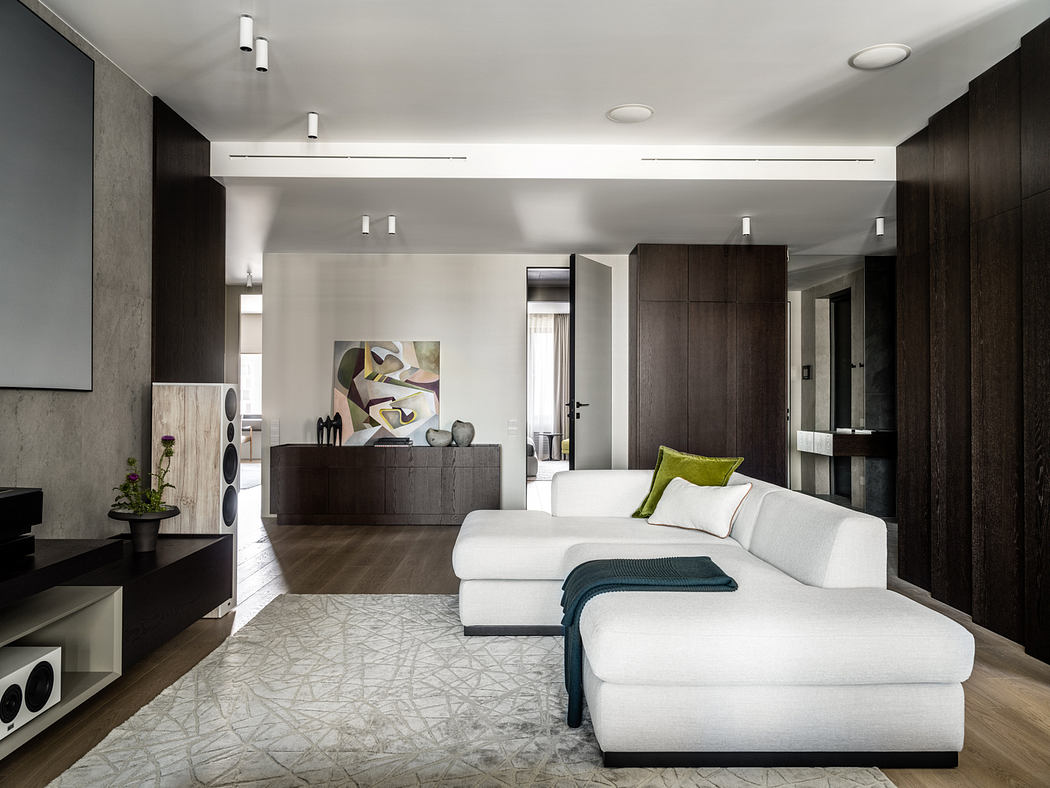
2, 485, 1049, 786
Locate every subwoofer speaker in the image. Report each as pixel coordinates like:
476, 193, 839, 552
0, 646, 61, 742
152, 383, 239, 617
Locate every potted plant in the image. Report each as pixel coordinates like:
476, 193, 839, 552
109, 434, 179, 552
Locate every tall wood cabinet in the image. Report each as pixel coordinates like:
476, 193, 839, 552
628, 244, 787, 484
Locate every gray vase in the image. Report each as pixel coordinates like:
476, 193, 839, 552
451, 420, 475, 447
426, 428, 453, 447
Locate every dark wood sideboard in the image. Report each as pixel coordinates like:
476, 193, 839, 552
270, 444, 502, 525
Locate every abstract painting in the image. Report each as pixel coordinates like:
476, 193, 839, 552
332, 340, 440, 445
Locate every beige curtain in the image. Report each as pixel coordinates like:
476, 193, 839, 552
552, 313, 570, 443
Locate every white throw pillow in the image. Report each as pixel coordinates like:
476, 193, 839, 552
647, 477, 752, 538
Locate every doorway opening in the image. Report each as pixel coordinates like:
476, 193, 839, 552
526, 267, 570, 510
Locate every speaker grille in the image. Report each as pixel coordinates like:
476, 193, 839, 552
227, 422, 235, 442
222, 485, 237, 527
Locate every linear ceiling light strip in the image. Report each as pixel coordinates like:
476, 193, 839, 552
641, 157, 876, 163
227, 155, 468, 160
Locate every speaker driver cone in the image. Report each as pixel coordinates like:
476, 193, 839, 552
1, 684, 21, 723
222, 444, 238, 484
24, 661, 54, 712
225, 388, 238, 421
222, 485, 237, 526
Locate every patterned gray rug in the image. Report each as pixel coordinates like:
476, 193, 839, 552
51, 595, 895, 787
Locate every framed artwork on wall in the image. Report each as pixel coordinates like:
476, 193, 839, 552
332, 340, 440, 445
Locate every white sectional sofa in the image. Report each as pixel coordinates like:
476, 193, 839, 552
452, 470, 975, 768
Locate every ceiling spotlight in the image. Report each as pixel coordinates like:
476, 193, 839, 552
742, 216, 751, 236
239, 15, 253, 52
246, 270, 253, 289
848, 43, 911, 71
255, 37, 268, 72
875, 216, 885, 237
361, 215, 370, 235
388, 215, 396, 235
605, 104, 654, 123
307, 112, 318, 140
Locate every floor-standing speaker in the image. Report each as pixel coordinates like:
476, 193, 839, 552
152, 383, 238, 617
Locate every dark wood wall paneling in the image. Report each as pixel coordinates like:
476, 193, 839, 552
928, 95, 973, 613
969, 52, 1025, 642
895, 128, 932, 590
895, 20, 1050, 663
1021, 18, 1050, 663
629, 244, 786, 484
152, 98, 226, 384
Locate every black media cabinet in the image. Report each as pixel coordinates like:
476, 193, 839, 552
67, 535, 232, 669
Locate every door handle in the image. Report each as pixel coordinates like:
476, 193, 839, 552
575, 402, 589, 407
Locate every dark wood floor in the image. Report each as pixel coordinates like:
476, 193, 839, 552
2, 485, 1049, 787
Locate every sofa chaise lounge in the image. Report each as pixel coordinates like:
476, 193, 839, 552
452, 470, 975, 767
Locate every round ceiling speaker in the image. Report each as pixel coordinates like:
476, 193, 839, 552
605, 104, 654, 123
848, 43, 911, 70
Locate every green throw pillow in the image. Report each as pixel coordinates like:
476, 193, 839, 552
632, 446, 744, 518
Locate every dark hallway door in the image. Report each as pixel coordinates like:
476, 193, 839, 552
831, 291, 852, 498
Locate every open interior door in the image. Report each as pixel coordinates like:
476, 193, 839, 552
569, 254, 612, 469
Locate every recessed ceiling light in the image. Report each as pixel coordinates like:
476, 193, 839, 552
848, 43, 911, 70
605, 104, 654, 123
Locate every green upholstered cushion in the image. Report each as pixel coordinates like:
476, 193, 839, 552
632, 446, 744, 518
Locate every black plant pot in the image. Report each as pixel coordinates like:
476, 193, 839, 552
108, 506, 180, 552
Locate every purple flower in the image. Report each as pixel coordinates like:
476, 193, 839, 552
127, 473, 139, 482
161, 435, 175, 444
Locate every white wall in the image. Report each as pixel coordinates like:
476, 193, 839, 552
260, 252, 630, 514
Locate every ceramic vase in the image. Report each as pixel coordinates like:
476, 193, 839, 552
426, 428, 453, 447
451, 420, 475, 447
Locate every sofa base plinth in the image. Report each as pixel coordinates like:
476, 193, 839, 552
463, 625, 563, 636
602, 750, 958, 769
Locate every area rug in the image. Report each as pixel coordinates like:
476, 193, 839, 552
51, 595, 895, 787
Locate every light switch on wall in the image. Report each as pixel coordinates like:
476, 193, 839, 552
507, 418, 519, 436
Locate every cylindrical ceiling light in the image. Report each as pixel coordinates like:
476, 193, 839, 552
387, 215, 396, 235
361, 215, 370, 235
255, 38, 269, 72
875, 216, 885, 237
246, 270, 254, 289
239, 15, 254, 52
742, 216, 751, 236
307, 112, 319, 140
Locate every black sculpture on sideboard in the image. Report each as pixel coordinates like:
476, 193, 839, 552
315, 413, 343, 446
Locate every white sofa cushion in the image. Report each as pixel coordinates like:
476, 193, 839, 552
648, 479, 752, 537
580, 581, 975, 686
550, 469, 654, 516
747, 491, 887, 588
453, 509, 737, 581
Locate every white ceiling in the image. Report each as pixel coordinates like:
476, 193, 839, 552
41, 0, 1050, 283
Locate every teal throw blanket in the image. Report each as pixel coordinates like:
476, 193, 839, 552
560, 556, 737, 727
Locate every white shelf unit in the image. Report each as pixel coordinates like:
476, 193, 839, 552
0, 585, 122, 760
